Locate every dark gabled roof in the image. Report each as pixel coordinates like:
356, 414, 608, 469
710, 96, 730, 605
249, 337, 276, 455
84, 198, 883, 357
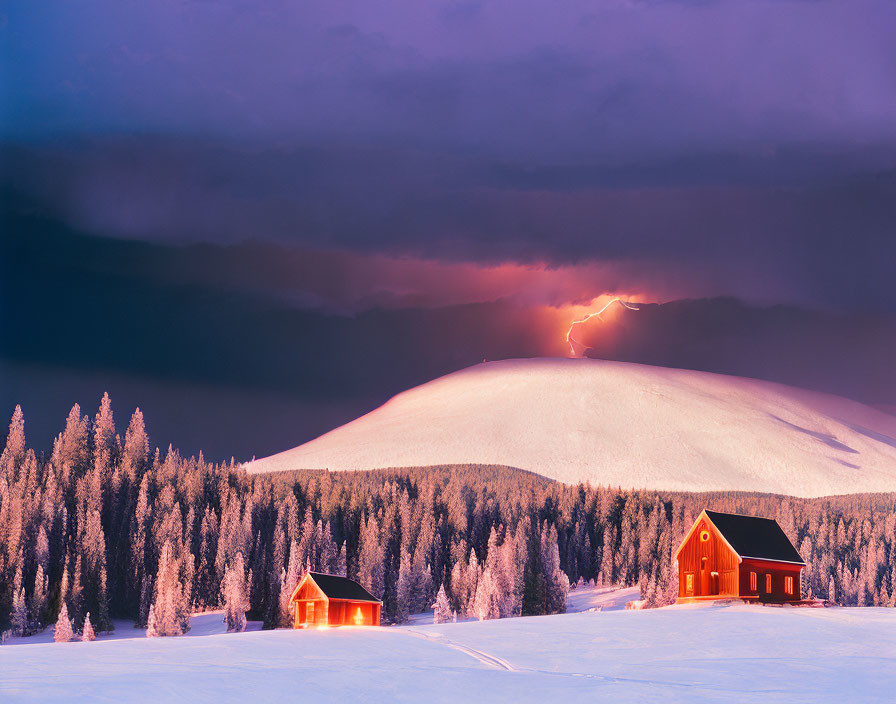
308, 572, 381, 603
705, 510, 805, 565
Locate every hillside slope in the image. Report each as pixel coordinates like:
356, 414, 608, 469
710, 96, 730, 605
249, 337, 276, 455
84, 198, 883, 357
247, 359, 896, 497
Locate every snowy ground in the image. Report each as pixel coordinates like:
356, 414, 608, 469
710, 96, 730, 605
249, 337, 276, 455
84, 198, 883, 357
401, 582, 635, 626
565, 583, 639, 612
4, 592, 895, 703
246, 358, 896, 497
2, 611, 263, 646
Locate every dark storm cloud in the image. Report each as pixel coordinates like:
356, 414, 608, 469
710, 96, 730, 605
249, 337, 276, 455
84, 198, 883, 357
3, 212, 895, 459
5, 139, 896, 312
4, 0, 896, 312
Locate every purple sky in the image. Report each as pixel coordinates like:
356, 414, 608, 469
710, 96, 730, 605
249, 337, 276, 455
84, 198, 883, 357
2, 0, 896, 458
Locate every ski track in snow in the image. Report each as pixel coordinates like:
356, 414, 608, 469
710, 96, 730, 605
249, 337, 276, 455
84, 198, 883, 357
402, 629, 517, 671
400, 625, 787, 693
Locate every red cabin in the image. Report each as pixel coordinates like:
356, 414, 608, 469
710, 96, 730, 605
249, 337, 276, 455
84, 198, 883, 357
290, 572, 382, 628
674, 510, 805, 604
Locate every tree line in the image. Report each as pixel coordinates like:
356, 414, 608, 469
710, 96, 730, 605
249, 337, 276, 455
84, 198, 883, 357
2, 398, 895, 638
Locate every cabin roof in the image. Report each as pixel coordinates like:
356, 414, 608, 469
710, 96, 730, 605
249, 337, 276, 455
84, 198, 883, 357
306, 572, 382, 603
704, 510, 805, 565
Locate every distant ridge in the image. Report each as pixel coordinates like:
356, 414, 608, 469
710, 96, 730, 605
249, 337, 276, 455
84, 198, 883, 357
247, 358, 896, 498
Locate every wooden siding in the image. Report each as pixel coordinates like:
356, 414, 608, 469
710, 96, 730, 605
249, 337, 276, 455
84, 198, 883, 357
739, 558, 802, 602
294, 598, 328, 628
677, 516, 739, 598
327, 600, 380, 626
294, 599, 380, 627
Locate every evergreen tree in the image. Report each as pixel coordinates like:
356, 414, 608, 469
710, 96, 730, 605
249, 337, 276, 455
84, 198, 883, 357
222, 552, 250, 633
11, 585, 27, 636
54, 602, 74, 643
358, 515, 385, 599
279, 540, 302, 628
432, 583, 453, 624
1, 405, 26, 472
145, 604, 159, 638
395, 550, 412, 624
31, 564, 48, 628
82, 612, 96, 641
149, 541, 190, 637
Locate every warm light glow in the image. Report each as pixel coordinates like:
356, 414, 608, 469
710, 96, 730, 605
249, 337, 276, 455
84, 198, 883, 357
353, 607, 364, 625
565, 296, 640, 356
700, 530, 710, 542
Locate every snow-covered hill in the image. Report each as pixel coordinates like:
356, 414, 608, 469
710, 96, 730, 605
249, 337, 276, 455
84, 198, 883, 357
247, 358, 896, 497
5, 603, 896, 703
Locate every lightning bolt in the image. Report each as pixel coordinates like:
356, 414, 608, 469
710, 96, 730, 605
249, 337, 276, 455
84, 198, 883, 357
565, 297, 640, 357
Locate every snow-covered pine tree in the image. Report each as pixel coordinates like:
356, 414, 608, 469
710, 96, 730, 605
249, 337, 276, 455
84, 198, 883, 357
0, 405, 26, 472
357, 514, 385, 600
145, 604, 159, 637
82, 507, 111, 630
410, 540, 433, 614
31, 564, 48, 628
82, 612, 96, 641
92, 392, 118, 484
11, 585, 27, 636
222, 552, 250, 632
395, 550, 412, 623
319, 521, 338, 574
149, 540, 191, 636
334, 544, 347, 578
472, 567, 500, 621
462, 550, 481, 617
52, 404, 89, 474
278, 540, 301, 628
132, 473, 151, 624
540, 522, 569, 615
432, 583, 453, 624
54, 602, 74, 643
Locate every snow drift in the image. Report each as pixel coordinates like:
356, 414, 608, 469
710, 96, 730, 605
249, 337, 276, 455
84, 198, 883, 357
247, 359, 896, 497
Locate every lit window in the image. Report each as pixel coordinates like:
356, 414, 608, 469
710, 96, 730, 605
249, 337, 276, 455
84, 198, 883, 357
686, 573, 694, 595
700, 530, 710, 542
785, 576, 794, 595
750, 572, 757, 591
765, 574, 772, 594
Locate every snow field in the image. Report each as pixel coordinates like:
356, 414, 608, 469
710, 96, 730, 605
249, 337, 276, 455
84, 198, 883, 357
3, 601, 896, 703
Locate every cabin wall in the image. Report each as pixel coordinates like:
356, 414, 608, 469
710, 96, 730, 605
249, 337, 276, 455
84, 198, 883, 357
294, 598, 328, 628
739, 559, 802, 602
677, 518, 739, 598
326, 600, 380, 626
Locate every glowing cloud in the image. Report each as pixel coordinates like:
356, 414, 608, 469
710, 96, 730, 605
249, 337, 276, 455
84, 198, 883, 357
565, 297, 640, 357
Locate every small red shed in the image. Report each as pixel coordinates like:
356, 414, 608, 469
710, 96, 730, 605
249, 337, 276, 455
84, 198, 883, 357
674, 509, 805, 604
290, 572, 382, 628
